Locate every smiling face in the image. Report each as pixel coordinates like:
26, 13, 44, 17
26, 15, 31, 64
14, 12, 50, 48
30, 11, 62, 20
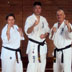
56, 10, 65, 23
7, 16, 15, 27
33, 5, 42, 16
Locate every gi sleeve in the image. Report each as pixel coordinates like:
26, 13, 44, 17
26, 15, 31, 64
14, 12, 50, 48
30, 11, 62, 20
1, 26, 11, 44
66, 24, 72, 39
43, 18, 50, 33
49, 24, 57, 40
15, 25, 25, 40
24, 17, 34, 36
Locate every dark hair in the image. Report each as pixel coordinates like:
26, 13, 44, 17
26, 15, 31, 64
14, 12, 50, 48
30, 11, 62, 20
6, 13, 15, 20
33, 1, 42, 7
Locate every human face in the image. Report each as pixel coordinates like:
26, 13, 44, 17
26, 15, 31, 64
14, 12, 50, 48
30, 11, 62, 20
33, 5, 42, 16
7, 16, 15, 27
56, 10, 65, 23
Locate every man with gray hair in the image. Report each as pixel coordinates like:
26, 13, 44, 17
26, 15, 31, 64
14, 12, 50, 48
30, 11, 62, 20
49, 9, 72, 72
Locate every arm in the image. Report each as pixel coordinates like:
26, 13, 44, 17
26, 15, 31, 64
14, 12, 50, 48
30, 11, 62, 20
49, 27, 57, 40
40, 33, 48, 39
17, 27, 25, 40
40, 18, 51, 39
27, 19, 40, 34
24, 16, 40, 35
1, 25, 11, 44
6, 24, 11, 40
27, 23, 36, 34
65, 20, 72, 39
65, 20, 72, 32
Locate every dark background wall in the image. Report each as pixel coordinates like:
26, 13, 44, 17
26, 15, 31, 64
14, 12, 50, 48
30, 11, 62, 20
0, 0, 72, 57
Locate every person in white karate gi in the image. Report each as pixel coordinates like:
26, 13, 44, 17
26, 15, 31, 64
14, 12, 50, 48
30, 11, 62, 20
49, 9, 72, 72
24, 1, 50, 72
71, 50, 72, 72
1, 13, 24, 72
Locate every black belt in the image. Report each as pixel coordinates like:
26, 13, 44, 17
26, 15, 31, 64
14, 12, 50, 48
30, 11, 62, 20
3, 46, 22, 63
54, 44, 71, 63
29, 38, 46, 63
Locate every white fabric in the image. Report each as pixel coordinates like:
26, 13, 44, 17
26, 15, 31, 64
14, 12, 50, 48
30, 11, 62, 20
1, 24, 24, 49
25, 14, 50, 72
24, 14, 50, 55
1, 24, 24, 72
49, 20, 72, 72
25, 14, 50, 42
71, 48, 72, 72
49, 20, 72, 49
1, 24, 24, 59
53, 48, 71, 72
1, 59, 23, 72
27, 53, 46, 72
26, 41, 47, 56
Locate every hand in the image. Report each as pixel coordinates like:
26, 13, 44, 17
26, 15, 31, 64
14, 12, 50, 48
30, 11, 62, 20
64, 20, 70, 26
7, 24, 12, 35
65, 20, 71, 32
65, 20, 71, 28
34, 20, 40, 26
52, 27, 57, 32
18, 27, 22, 32
40, 34, 45, 39
34, 16, 40, 26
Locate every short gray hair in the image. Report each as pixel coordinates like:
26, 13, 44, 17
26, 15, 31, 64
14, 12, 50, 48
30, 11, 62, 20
56, 9, 65, 15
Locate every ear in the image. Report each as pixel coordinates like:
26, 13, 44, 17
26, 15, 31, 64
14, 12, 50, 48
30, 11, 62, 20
64, 14, 66, 18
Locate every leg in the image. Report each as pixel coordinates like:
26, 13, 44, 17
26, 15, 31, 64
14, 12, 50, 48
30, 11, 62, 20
26, 52, 38, 72
63, 48, 71, 72
71, 47, 72, 72
38, 54, 46, 72
53, 62, 61, 72
53, 51, 63, 72
16, 59, 23, 72
1, 59, 16, 72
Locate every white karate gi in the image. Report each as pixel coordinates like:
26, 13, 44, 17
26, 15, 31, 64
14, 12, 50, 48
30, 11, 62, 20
24, 14, 50, 72
49, 20, 72, 72
1, 24, 24, 72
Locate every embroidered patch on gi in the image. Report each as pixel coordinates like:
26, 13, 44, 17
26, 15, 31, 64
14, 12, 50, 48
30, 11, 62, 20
10, 57, 12, 59
60, 28, 64, 35
42, 22, 44, 28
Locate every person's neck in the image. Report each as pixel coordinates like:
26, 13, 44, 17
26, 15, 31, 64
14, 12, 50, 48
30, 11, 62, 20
58, 20, 64, 28
10, 25, 14, 28
34, 13, 40, 18
58, 20, 64, 25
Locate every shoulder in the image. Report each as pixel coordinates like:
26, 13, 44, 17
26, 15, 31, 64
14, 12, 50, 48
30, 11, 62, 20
26, 14, 34, 21
2, 24, 8, 33
41, 16, 47, 21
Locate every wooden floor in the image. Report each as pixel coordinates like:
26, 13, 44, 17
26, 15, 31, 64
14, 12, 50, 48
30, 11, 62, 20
0, 57, 53, 72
